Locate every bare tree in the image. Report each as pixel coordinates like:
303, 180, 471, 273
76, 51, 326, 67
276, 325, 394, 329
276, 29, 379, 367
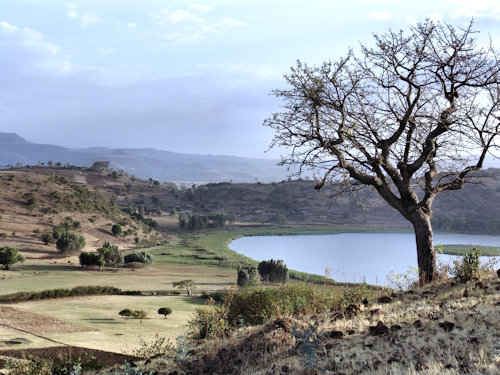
265, 21, 500, 284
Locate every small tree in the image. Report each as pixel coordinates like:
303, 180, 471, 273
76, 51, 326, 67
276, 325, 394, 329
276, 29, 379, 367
0, 246, 25, 270
111, 224, 122, 236
132, 310, 147, 323
173, 280, 196, 296
119, 308, 133, 320
158, 307, 172, 319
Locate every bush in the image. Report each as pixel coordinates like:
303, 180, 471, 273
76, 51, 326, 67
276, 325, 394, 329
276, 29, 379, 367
124, 251, 153, 265
0, 286, 121, 303
56, 232, 85, 254
111, 224, 122, 236
97, 242, 122, 267
131, 333, 174, 358
452, 246, 481, 283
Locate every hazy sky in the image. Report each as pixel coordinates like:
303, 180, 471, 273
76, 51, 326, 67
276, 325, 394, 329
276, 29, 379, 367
2, 1, 500, 158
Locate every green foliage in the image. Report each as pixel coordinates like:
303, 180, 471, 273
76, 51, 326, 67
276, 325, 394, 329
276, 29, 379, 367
5, 351, 103, 375
385, 266, 419, 291
111, 224, 122, 236
5, 353, 52, 375
97, 242, 123, 266
131, 333, 174, 358
271, 213, 286, 224
56, 232, 86, 254
131, 310, 147, 321
79, 251, 103, 269
452, 246, 481, 283
258, 259, 289, 283
119, 308, 133, 319
188, 296, 231, 340
0, 285, 121, 303
237, 266, 259, 287
172, 279, 195, 295
158, 307, 172, 318
123, 251, 153, 265
178, 213, 229, 230
24, 192, 37, 207
0, 246, 25, 270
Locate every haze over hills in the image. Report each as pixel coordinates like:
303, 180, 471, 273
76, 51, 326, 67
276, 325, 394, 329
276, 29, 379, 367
0, 132, 289, 183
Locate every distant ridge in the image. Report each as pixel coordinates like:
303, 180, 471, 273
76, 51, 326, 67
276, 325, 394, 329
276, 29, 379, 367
0, 132, 288, 183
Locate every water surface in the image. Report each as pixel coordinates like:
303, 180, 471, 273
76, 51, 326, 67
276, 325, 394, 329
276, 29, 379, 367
229, 232, 500, 285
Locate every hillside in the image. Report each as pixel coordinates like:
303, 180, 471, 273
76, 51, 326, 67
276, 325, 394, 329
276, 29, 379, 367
0, 170, 166, 258
0, 132, 288, 183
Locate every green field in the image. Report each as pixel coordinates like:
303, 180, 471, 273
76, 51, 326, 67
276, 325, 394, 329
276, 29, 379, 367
441, 244, 500, 256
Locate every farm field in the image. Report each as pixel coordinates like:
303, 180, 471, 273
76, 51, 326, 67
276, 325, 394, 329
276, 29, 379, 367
9, 295, 204, 353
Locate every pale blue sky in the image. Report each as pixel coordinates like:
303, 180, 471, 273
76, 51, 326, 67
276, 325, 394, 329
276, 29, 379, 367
1, 0, 499, 158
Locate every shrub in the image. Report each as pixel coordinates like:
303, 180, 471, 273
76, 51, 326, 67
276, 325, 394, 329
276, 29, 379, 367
132, 333, 174, 358
158, 307, 172, 318
56, 232, 85, 254
124, 251, 153, 265
452, 246, 481, 283
111, 224, 122, 236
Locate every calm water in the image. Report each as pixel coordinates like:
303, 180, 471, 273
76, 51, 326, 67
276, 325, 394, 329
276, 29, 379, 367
229, 232, 500, 285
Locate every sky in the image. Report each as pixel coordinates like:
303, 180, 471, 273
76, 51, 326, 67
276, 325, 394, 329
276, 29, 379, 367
1, 1, 500, 159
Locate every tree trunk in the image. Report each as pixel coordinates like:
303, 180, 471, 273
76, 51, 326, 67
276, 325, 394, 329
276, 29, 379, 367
412, 213, 437, 285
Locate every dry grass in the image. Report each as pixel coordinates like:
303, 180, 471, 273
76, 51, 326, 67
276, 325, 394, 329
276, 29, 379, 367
0, 305, 90, 336
116, 271, 500, 375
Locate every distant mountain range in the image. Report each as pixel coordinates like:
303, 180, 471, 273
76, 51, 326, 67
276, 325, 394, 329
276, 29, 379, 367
0, 132, 289, 183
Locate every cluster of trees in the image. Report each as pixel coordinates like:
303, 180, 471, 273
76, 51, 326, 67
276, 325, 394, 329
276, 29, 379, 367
42, 217, 85, 254
237, 260, 289, 287
0, 246, 24, 270
118, 307, 173, 321
178, 213, 234, 230
119, 308, 147, 322
237, 266, 259, 287
257, 259, 289, 284
79, 242, 122, 269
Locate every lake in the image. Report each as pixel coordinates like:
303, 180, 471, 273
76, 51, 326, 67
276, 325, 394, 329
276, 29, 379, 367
229, 232, 500, 285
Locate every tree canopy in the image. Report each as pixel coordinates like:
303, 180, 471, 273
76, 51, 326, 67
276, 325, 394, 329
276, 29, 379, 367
0, 246, 25, 270
265, 21, 500, 284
